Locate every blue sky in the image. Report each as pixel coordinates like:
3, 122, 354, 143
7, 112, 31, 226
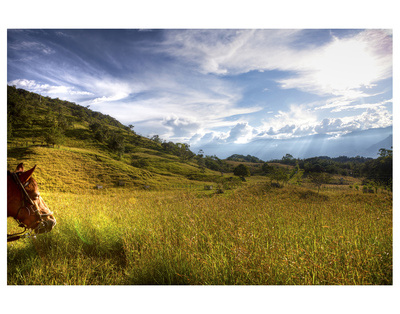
8, 29, 392, 156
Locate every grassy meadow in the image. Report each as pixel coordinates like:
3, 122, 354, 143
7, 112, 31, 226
7, 181, 392, 285
6, 87, 392, 285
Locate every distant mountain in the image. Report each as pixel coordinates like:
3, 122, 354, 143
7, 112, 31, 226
226, 154, 265, 163
194, 127, 393, 161
365, 135, 393, 157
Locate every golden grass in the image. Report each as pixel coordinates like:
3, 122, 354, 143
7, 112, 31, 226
7, 184, 392, 285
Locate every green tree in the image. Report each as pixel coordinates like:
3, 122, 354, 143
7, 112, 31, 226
44, 126, 64, 147
362, 148, 392, 189
308, 172, 332, 193
378, 148, 392, 158
262, 162, 274, 174
282, 153, 295, 165
108, 132, 125, 156
269, 167, 289, 186
176, 143, 194, 162
233, 164, 251, 179
150, 135, 162, 143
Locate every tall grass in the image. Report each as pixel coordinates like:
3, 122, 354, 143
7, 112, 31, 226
7, 184, 392, 285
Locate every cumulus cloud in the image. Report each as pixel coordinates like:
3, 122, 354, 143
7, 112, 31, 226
315, 118, 344, 134
162, 116, 202, 139
226, 123, 254, 143
262, 104, 318, 136
189, 122, 256, 147
311, 106, 392, 135
250, 102, 392, 141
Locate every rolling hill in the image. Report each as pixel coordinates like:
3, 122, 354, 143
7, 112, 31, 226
7, 85, 221, 192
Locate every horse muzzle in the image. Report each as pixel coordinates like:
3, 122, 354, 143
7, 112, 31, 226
35, 218, 57, 234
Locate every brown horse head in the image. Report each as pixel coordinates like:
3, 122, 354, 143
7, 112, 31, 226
8, 163, 56, 236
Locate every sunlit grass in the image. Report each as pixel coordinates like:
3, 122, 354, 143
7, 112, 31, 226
7, 184, 392, 285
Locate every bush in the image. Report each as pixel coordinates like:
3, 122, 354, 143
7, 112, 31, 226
233, 164, 251, 178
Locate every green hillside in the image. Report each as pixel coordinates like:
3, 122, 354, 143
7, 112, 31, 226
7, 85, 221, 192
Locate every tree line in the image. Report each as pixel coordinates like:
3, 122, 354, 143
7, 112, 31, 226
231, 150, 392, 190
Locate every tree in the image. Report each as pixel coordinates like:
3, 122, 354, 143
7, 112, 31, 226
197, 158, 206, 173
308, 172, 332, 193
262, 162, 274, 174
362, 148, 392, 189
378, 148, 392, 158
162, 141, 177, 154
44, 126, 64, 147
176, 143, 194, 162
204, 155, 226, 172
269, 167, 289, 186
150, 134, 162, 143
233, 164, 251, 179
282, 153, 295, 165
107, 132, 125, 156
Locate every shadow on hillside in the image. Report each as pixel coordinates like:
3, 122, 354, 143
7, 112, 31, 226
64, 128, 91, 141
7, 147, 38, 163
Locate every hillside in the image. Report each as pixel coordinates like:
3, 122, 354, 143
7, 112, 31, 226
7, 86, 392, 193
7, 85, 221, 192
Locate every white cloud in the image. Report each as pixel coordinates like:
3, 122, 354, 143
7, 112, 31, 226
8, 79, 93, 97
277, 30, 392, 99
350, 106, 392, 130
310, 106, 392, 136
330, 99, 392, 113
87, 72, 263, 141
9, 41, 54, 55
162, 116, 202, 140
163, 29, 391, 108
262, 103, 318, 136
91, 92, 129, 104
226, 123, 254, 143
162, 29, 304, 75
189, 131, 227, 147
315, 118, 344, 134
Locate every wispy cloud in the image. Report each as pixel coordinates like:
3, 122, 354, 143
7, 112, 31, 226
8, 79, 93, 97
8, 40, 54, 55
7, 29, 392, 154
161, 29, 305, 75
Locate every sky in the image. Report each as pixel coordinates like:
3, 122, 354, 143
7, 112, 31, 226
7, 29, 393, 157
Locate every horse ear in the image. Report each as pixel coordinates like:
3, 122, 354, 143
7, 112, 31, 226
15, 163, 24, 172
19, 165, 37, 184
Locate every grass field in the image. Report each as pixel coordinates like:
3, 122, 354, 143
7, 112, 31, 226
7, 182, 392, 285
